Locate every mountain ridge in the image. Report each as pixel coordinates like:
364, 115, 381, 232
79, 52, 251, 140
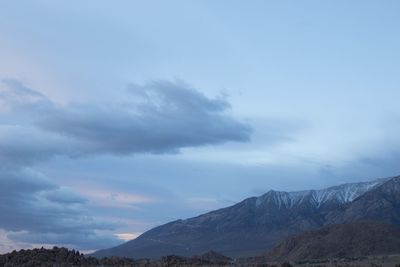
94, 175, 400, 259
255, 177, 388, 209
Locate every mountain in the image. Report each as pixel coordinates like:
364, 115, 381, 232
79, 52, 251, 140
328, 176, 400, 225
265, 221, 400, 261
93, 176, 400, 259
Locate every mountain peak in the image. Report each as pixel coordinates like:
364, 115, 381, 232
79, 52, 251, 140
256, 177, 389, 209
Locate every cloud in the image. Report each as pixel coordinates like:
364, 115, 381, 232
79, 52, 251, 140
0, 168, 121, 250
37, 79, 252, 154
0, 79, 44, 103
80, 188, 157, 209
0, 229, 25, 254
0, 79, 53, 115
0, 125, 76, 168
44, 187, 87, 205
114, 233, 141, 241
7, 231, 121, 251
0, 79, 254, 166
317, 151, 400, 183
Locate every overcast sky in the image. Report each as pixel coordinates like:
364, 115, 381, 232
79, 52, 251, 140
1, 0, 400, 253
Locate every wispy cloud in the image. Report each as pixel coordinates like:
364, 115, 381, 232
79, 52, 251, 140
114, 232, 141, 241
80, 188, 157, 209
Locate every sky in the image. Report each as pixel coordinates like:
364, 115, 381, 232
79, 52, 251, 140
1, 0, 400, 253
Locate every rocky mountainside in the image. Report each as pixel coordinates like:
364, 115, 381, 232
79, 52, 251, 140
328, 176, 400, 225
93, 176, 400, 259
265, 221, 400, 261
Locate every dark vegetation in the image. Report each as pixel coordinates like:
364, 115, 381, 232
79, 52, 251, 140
0, 247, 97, 267
0, 247, 234, 267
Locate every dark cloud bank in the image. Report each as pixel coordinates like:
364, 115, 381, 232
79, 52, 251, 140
0, 168, 121, 250
0, 79, 254, 250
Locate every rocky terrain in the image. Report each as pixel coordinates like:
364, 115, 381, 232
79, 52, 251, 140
0, 247, 98, 267
94, 176, 400, 258
2, 246, 400, 267
0, 247, 233, 267
265, 221, 400, 261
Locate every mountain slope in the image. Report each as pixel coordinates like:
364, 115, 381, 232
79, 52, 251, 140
265, 221, 400, 261
329, 176, 400, 225
93, 176, 399, 259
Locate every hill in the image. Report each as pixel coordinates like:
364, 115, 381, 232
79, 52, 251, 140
265, 221, 400, 262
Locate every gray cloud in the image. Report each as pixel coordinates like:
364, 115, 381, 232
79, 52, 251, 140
0, 79, 254, 165
0, 80, 53, 119
44, 187, 87, 205
0, 126, 75, 168
38, 80, 252, 154
317, 152, 400, 183
0, 79, 46, 102
0, 168, 121, 249
7, 231, 121, 250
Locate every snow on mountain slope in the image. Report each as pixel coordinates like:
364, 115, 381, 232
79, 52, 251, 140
256, 177, 389, 208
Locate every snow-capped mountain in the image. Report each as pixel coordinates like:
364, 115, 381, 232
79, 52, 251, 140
255, 178, 388, 208
94, 176, 400, 259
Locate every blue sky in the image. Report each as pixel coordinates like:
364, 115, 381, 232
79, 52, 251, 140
1, 0, 400, 252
